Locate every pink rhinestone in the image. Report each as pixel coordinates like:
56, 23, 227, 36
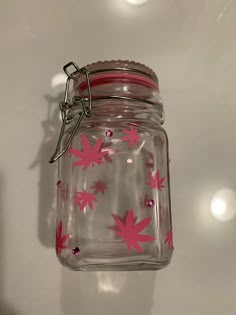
106, 130, 113, 137
57, 181, 62, 188
147, 200, 155, 207
72, 247, 80, 256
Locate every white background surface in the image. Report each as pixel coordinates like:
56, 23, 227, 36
1, 0, 236, 314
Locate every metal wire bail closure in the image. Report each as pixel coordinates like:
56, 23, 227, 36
49, 62, 92, 163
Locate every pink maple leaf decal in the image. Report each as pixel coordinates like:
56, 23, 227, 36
90, 180, 108, 195
74, 189, 97, 212
69, 135, 108, 170
111, 209, 155, 253
146, 170, 165, 191
165, 229, 173, 249
56, 220, 70, 256
108, 210, 137, 231
121, 125, 140, 147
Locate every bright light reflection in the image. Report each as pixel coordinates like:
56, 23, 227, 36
127, 158, 133, 163
126, 0, 148, 5
97, 272, 122, 294
210, 189, 236, 222
51, 73, 67, 88
211, 199, 226, 216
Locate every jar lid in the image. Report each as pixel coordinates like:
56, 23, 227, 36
75, 60, 159, 91
86, 60, 158, 81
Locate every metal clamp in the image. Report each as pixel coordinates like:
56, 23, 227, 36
49, 62, 92, 163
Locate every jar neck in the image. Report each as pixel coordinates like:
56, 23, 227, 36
76, 99, 164, 126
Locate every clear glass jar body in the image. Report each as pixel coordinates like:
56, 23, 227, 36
56, 61, 173, 271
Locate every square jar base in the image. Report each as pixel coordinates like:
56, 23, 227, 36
58, 255, 172, 271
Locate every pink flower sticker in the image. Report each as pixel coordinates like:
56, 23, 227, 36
90, 180, 108, 195
146, 170, 165, 191
74, 189, 97, 211
165, 229, 173, 249
111, 209, 155, 253
108, 210, 137, 231
121, 125, 140, 147
69, 135, 108, 170
56, 221, 70, 256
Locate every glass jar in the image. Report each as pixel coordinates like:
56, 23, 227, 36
52, 60, 173, 271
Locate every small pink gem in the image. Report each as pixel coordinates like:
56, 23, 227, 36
106, 130, 113, 138
72, 247, 80, 256
147, 200, 155, 207
57, 181, 62, 188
